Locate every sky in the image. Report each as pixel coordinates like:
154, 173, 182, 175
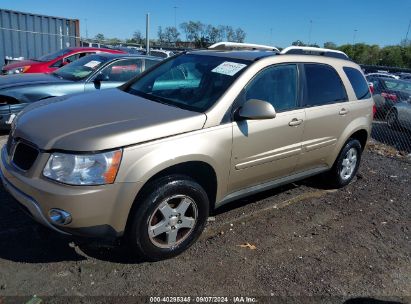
1, 0, 410, 48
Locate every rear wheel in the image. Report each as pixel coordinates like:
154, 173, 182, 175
127, 175, 209, 261
386, 109, 400, 130
326, 138, 362, 188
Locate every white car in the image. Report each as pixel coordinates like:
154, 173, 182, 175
365, 72, 399, 79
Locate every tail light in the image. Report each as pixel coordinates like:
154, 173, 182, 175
381, 92, 398, 102
372, 104, 376, 119
368, 82, 374, 94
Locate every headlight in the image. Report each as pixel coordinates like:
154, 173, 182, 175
7, 66, 31, 74
43, 149, 122, 185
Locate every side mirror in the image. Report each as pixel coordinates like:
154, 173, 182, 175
237, 99, 276, 120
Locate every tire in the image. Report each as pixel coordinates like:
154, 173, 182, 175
386, 109, 400, 130
127, 175, 209, 261
326, 138, 362, 188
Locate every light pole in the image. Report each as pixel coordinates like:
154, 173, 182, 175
85, 18, 88, 40
353, 29, 358, 45
405, 19, 411, 43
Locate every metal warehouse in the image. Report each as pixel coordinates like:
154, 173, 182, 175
0, 9, 80, 70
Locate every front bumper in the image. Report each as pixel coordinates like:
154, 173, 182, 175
0, 145, 142, 238
0, 165, 70, 235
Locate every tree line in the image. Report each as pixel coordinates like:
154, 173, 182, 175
292, 40, 411, 69
93, 28, 411, 69
93, 20, 246, 49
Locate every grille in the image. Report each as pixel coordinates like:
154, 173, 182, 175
12, 142, 39, 171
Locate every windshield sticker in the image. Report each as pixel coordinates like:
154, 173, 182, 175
211, 61, 247, 76
84, 60, 101, 68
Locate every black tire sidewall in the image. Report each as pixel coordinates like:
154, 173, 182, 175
128, 176, 209, 261
387, 110, 398, 129
332, 139, 362, 188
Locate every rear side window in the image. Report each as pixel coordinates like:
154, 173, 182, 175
304, 64, 347, 107
343, 67, 371, 100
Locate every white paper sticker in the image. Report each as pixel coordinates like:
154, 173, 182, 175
211, 61, 247, 76
84, 60, 101, 68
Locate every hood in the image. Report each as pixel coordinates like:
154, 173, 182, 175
2, 59, 40, 70
0, 73, 70, 90
13, 89, 207, 151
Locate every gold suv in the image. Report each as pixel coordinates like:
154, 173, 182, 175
0, 43, 373, 260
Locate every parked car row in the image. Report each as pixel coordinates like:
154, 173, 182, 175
366, 73, 411, 132
1, 46, 174, 76
0, 53, 162, 129
1, 47, 126, 75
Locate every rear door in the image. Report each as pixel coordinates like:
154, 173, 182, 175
228, 64, 305, 193
296, 63, 350, 172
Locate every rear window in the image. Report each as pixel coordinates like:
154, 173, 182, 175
304, 64, 347, 107
343, 67, 371, 100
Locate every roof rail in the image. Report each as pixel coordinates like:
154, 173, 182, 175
280, 46, 349, 59
208, 42, 280, 52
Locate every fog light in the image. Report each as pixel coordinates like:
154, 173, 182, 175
49, 209, 72, 225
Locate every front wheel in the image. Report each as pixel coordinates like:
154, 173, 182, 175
326, 138, 362, 188
127, 175, 209, 261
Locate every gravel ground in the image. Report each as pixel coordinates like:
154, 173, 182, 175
0, 132, 410, 303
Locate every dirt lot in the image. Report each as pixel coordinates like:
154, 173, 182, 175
0, 131, 410, 303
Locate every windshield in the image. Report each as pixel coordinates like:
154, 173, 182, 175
36, 48, 72, 62
53, 55, 109, 81
382, 78, 411, 92
125, 54, 250, 112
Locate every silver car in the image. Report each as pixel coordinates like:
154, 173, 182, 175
387, 101, 411, 131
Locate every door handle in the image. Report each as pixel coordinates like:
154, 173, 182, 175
288, 118, 303, 126
339, 108, 349, 115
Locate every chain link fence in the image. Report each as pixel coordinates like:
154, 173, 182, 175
370, 95, 411, 158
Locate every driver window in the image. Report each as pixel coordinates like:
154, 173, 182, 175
99, 59, 143, 82
245, 64, 298, 112
64, 54, 80, 64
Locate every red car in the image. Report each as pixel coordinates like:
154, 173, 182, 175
1, 47, 125, 75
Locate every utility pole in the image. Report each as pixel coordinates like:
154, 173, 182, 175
146, 13, 150, 55
308, 20, 312, 45
405, 19, 411, 43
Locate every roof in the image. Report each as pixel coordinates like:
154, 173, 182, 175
66, 47, 125, 53
85, 53, 163, 61
187, 50, 277, 61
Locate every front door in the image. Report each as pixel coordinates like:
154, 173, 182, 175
229, 64, 305, 193
84, 58, 145, 92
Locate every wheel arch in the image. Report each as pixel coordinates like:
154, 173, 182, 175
349, 129, 368, 151
124, 160, 218, 234
0, 95, 20, 104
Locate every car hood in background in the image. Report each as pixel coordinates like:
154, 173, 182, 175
0, 73, 70, 90
13, 89, 207, 151
2, 59, 41, 70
